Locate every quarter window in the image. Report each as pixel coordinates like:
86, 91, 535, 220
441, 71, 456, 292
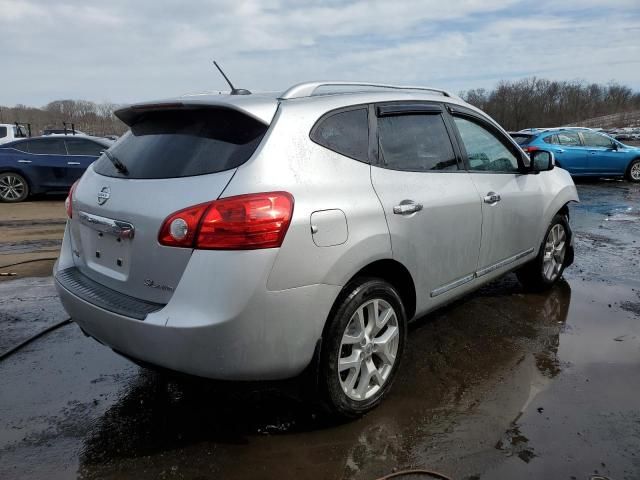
23, 138, 67, 155
453, 117, 519, 172
556, 132, 581, 146
581, 132, 614, 148
311, 108, 369, 162
377, 114, 458, 171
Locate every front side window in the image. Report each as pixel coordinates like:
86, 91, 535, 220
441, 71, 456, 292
377, 114, 458, 171
581, 132, 614, 148
453, 117, 519, 172
65, 138, 106, 156
311, 108, 369, 162
556, 132, 581, 146
24, 138, 67, 155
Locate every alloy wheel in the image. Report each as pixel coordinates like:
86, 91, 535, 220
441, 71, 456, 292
338, 298, 400, 401
542, 224, 566, 282
630, 162, 640, 181
0, 174, 26, 201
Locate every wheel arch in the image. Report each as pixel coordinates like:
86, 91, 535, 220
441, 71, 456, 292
330, 259, 417, 324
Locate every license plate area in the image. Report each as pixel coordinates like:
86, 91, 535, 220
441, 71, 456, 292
78, 211, 134, 280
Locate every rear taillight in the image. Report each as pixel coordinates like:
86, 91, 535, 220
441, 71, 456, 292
158, 192, 294, 250
523, 146, 539, 153
65, 180, 79, 218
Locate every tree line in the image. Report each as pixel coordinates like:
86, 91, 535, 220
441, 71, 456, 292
461, 78, 640, 131
1, 78, 640, 137
0, 100, 127, 138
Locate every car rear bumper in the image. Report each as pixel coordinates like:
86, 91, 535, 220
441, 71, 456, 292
54, 227, 340, 381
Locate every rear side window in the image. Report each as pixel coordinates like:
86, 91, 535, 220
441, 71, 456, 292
93, 108, 268, 179
24, 138, 67, 155
377, 114, 458, 171
65, 138, 106, 156
0, 127, 6, 139
311, 108, 369, 162
543, 134, 559, 144
557, 132, 581, 146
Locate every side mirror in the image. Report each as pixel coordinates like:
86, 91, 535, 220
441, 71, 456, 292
529, 150, 555, 173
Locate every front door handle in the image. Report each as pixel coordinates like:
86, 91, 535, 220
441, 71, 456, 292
483, 192, 501, 205
67, 162, 81, 165
17, 159, 32, 163
393, 201, 423, 215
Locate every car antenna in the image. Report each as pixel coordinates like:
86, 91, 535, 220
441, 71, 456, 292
213, 60, 251, 95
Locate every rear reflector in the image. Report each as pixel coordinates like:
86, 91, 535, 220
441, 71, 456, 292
158, 192, 294, 250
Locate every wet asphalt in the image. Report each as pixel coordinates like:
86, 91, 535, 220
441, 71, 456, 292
0, 181, 639, 480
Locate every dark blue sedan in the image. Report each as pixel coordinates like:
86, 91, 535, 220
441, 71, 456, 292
511, 128, 640, 182
0, 135, 112, 202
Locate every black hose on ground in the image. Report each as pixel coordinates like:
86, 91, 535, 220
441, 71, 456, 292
375, 469, 453, 480
0, 257, 58, 270
0, 318, 72, 361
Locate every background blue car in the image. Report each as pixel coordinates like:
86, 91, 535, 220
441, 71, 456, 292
511, 128, 640, 182
0, 135, 112, 202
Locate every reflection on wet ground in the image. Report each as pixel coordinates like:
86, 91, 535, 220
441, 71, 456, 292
1, 182, 639, 480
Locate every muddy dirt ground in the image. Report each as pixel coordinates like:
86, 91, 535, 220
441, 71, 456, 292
0, 182, 639, 480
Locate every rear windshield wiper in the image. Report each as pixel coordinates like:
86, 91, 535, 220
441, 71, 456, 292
102, 150, 129, 175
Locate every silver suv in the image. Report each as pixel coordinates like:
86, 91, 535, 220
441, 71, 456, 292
54, 82, 578, 417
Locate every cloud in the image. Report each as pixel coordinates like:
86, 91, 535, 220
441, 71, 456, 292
0, 0, 638, 106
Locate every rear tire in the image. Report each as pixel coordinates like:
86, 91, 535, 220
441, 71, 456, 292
319, 278, 407, 418
517, 214, 570, 291
626, 159, 640, 182
0, 172, 29, 202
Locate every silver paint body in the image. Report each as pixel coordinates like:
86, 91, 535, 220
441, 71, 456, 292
54, 84, 579, 380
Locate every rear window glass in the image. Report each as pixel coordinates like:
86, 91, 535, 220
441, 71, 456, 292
311, 108, 369, 162
510, 134, 533, 145
93, 108, 268, 179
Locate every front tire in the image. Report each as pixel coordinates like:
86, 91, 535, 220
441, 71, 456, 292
626, 159, 640, 182
517, 214, 570, 291
0, 172, 29, 202
319, 278, 407, 418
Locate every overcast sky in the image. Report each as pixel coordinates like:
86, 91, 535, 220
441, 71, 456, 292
1, 0, 639, 107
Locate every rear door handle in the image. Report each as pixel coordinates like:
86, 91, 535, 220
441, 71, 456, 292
67, 162, 81, 165
17, 159, 32, 163
555, 149, 565, 153
483, 192, 501, 205
393, 201, 423, 215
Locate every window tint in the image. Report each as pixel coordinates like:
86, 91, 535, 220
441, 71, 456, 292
581, 132, 614, 148
93, 108, 267, 179
556, 132, 581, 146
0, 127, 6, 139
11, 141, 30, 153
24, 138, 67, 155
377, 114, 458, 171
65, 138, 106, 156
543, 134, 559, 144
453, 117, 519, 172
311, 108, 369, 162
511, 134, 533, 146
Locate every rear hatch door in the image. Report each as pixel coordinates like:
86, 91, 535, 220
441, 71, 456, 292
68, 104, 270, 304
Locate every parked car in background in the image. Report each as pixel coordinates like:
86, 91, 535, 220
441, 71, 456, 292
0, 123, 29, 145
510, 128, 640, 182
54, 81, 578, 417
0, 135, 113, 202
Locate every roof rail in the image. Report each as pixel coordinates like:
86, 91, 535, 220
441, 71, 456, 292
279, 81, 456, 100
